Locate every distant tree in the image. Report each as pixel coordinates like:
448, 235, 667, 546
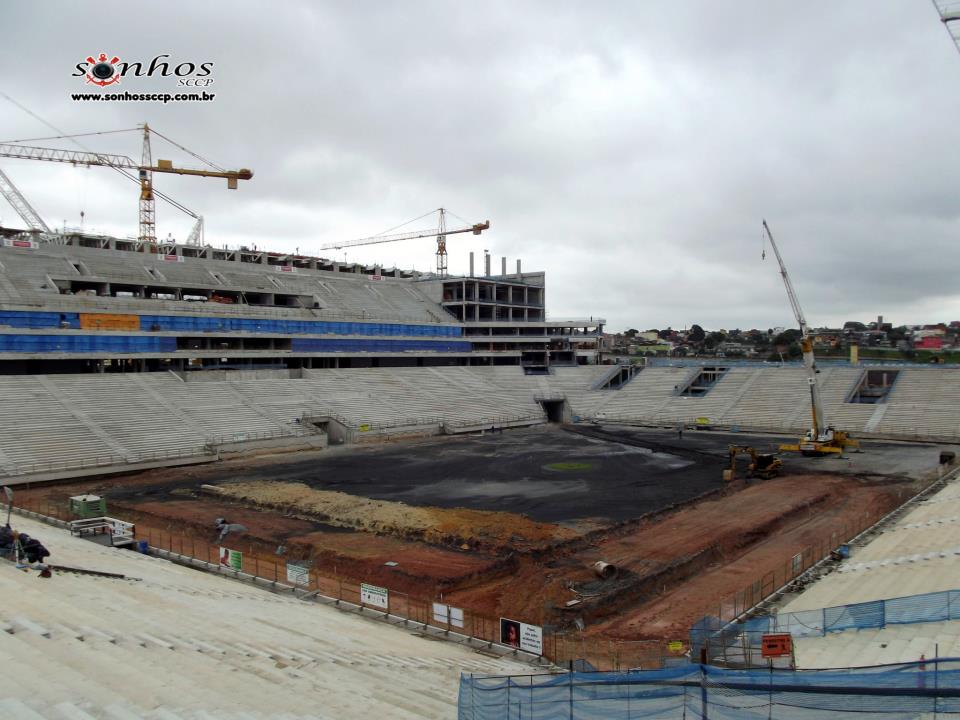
887, 326, 908, 343
843, 321, 867, 331
704, 331, 726, 350
787, 342, 803, 359
773, 329, 802, 346
658, 327, 673, 340
688, 324, 706, 342
624, 328, 639, 338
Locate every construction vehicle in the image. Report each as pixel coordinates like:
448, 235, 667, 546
724, 445, 783, 482
762, 220, 859, 456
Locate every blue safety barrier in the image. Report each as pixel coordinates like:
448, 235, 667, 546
459, 660, 960, 719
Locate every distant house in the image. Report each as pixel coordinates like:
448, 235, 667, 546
915, 336, 944, 350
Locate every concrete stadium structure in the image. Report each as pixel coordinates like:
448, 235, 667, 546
0, 512, 537, 719
0, 228, 603, 373
5, 227, 960, 719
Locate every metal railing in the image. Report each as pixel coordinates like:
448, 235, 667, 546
8, 444, 212, 478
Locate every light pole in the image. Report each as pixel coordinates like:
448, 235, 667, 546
2, 486, 11, 527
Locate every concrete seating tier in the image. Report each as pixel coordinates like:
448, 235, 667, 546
0, 513, 535, 719
778, 474, 960, 668
0, 245, 449, 324
4, 365, 960, 477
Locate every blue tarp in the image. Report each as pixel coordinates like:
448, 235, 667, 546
460, 661, 960, 719
0, 310, 463, 337
141, 314, 462, 337
0, 334, 176, 353
0, 311, 80, 329
291, 338, 472, 353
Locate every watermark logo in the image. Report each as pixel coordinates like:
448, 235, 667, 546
83, 53, 122, 87
72, 54, 215, 88
71, 53, 216, 104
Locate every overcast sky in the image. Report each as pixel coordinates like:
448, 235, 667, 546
2, 2, 959, 332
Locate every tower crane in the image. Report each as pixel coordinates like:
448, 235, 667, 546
320, 207, 489, 276
762, 220, 859, 456
0, 123, 252, 243
0, 165, 50, 233
932, 0, 960, 58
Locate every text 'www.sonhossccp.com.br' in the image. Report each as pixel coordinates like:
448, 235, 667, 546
72, 91, 215, 104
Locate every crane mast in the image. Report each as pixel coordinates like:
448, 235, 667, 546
761, 220, 828, 443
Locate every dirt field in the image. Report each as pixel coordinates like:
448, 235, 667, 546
14, 424, 949, 643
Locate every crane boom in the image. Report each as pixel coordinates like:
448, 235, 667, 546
0, 143, 253, 184
762, 219, 827, 440
320, 220, 489, 251
0, 165, 50, 232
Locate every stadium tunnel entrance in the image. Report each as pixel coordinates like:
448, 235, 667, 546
537, 397, 571, 423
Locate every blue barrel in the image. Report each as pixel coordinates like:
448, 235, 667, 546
137, 540, 150, 554
839, 544, 850, 558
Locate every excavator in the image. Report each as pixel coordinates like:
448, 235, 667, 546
724, 445, 783, 482
762, 220, 859, 456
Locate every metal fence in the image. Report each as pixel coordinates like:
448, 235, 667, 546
10, 497, 673, 671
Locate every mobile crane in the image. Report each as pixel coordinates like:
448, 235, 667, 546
762, 220, 859, 456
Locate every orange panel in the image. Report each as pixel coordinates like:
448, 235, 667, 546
761, 633, 793, 658
78, 313, 140, 331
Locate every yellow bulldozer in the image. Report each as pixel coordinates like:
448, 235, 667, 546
724, 445, 783, 482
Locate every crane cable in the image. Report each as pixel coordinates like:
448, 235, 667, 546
147, 126, 225, 172
0, 92, 198, 219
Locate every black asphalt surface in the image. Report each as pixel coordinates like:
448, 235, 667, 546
198, 425, 727, 524
104, 425, 946, 526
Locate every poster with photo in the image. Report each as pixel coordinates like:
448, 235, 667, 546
219, 547, 242, 571
500, 617, 542, 655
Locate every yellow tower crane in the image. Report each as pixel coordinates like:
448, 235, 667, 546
320, 207, 489, 276
0, 123, 252, 244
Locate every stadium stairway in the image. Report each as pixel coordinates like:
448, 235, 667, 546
0, 513, 537, 719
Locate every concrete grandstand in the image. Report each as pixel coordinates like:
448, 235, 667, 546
0, 512, 536, 719
5, 228, 960, 719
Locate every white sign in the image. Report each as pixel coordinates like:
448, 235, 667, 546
360, 583, 389, 609
2, 238, 37, 249
368, 274, 384, 281
286, 563, 310, 586
500, 617, 543, 655
432, 603, 465, 628
276, 265, 296, 273
162, 254, 185, 262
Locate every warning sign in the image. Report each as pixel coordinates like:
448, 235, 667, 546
761, 633, 793, 658
286, 562, 310, 586
360, 583, 389, 609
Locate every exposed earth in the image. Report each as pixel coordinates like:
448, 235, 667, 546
16, 424, 949, 653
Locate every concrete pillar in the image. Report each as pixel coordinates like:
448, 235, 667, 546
516, 259, 521, 279
469, 252, 474, 277
484, 253, 491, 277
501, 256, 506, 276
